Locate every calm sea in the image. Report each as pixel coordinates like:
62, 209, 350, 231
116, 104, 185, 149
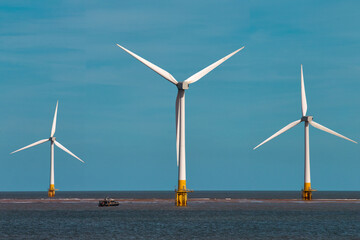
0, 191, 359, 239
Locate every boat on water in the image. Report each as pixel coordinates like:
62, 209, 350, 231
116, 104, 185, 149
98, 197, 119, 207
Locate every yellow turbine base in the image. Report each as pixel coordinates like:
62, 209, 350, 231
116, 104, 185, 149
48, 184, 55, 198
302, 182, 312, 200
178, 180, 186, 191
176, 191, 187, 207
176, 180, 189, 207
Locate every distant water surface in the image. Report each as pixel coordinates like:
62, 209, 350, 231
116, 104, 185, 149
0, 191, 359, 239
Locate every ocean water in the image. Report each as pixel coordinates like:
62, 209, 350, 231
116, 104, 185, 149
0, 191, 359, 239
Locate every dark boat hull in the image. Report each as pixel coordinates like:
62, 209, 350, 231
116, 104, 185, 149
98, 200, 119, 207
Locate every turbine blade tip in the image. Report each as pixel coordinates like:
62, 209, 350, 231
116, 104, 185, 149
236, 46, 245, 52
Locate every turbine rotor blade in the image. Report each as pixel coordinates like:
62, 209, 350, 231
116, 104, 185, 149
309, 121, 357, 144
116, 44, 178, 85
184, 47, 244, 84
175, 91, 180, 166
54, 140, 84, 163
10, 139, 49, 154
301, 64, 308, 116
254, 119, 302, 150
51, 101, 59, 137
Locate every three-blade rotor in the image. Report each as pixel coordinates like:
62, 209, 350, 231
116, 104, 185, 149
117, 44, 245, 165
11, 102, 84, 163
254, 65, 357, 150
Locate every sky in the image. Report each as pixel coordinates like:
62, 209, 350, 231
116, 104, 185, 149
0, 0, 359, 191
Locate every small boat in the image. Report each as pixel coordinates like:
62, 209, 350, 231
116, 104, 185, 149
98, 197, 119, 207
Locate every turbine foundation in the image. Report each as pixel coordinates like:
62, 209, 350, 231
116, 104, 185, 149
176, 191, 187, 206
48, 184, 55, 197
302, 182, 312, 200
176, 180, 192, 206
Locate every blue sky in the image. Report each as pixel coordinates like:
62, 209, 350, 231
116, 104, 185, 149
0, 0, 359, 191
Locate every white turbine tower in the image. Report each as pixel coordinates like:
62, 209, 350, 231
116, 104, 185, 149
254, 65, 357, 200
117, 44, 244, 206
11, 101, 84, 197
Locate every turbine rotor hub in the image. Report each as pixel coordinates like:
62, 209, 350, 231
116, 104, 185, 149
177, 82, 189, 90
49, 137, 56, 142
301, 116, 313, 122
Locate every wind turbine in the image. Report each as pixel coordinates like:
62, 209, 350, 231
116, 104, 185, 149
254, 65, 357, 200
11, 101, 84, 197
117, 44, 244, 206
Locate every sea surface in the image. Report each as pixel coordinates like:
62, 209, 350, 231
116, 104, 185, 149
0, 191, 359, 239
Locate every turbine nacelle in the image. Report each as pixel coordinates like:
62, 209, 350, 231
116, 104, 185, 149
177, 82, 189, 90
301, 116, 313, 122
49, 137, 56, 142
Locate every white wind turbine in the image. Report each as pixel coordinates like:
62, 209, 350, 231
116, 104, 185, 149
117, 44, 244, 206
11, 101, 84, 197
254, 65, 357, 200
